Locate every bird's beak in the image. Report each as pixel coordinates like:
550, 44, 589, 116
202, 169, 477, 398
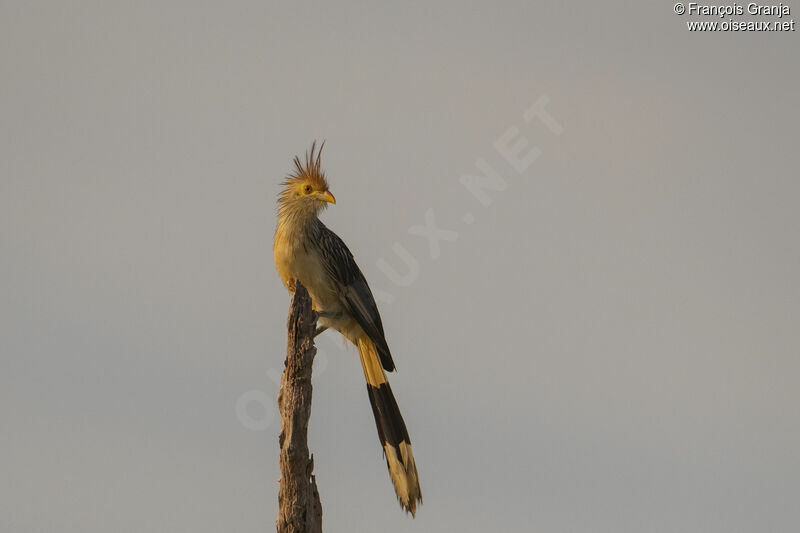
319, 191, 336, 204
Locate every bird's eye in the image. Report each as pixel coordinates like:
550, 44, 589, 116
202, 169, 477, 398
303, 185, 313, 194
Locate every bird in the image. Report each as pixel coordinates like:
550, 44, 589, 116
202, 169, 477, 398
273, 142, 422, 516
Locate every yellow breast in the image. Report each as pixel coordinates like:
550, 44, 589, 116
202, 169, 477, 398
273, 225, 339, 312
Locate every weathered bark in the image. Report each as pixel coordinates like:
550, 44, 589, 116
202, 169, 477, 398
276, 282, 322, 533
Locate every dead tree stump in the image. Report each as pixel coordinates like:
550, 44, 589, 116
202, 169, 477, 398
276, 282, 322, 533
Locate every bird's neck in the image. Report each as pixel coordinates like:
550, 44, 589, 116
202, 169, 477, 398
276, 205, 320, 240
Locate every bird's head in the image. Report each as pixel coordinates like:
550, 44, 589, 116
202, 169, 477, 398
278, 141, 336, 220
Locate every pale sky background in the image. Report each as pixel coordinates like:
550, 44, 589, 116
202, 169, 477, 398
2, 2, 799, 532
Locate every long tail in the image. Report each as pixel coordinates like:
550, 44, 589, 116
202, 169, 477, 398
357, 337, 422, 516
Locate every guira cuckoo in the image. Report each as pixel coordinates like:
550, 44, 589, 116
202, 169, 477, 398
273, 143, 421, 516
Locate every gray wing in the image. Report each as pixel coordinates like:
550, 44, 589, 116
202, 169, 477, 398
313, 223, 395, 372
